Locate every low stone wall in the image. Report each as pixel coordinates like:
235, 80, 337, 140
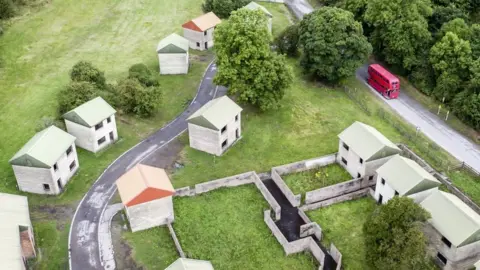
271, 169, 301, 207
304, 176, 374, 204
194, 172, 255, 194
264, 210, 288, 246
255, 175, 282, 220
330, 243, 342, 270
298, 209, 322, 240
167, 223, 185, 258
272, 154, 336, 175
301, 188, 371, 211
257, 0, 284, 3
174, 187, 194, 197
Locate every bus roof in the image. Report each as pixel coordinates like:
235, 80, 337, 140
369, 64, 399, 82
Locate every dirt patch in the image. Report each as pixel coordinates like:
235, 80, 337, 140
31, 204, 76, 230
111, 212, 143, 270
190, 54, 211, 62
140, 136, 186, 172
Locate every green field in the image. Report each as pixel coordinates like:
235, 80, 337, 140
283, 164, 352, 195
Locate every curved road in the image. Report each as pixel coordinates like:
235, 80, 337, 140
68, 61, 226, 270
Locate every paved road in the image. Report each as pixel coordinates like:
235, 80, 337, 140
68, 61, 226, 270
284, 0, 313, 19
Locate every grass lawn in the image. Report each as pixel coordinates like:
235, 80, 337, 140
30, 221, 70, 270
282, 164, 352, 195
307, 198, 376, 270
258, 2, 296, 37
448, 170, 480, 206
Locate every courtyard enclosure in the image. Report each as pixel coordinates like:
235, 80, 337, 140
0, 193, 36, 270
375, 155, 440, 204
187, 96, 242, 156
63, 97, 118, 153
182, 12, 221, 51
243, 2, 273, 33
9, 126, 78, 195
116, 164, 175, 232
157, 33, 190, 75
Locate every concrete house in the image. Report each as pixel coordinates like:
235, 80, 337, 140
374, 155, 441, 204
157, 33, 189, 75
116, 164, 175, 232
63, 97, 117, 153
420, 190, 480, 270
9, 126, 78, 195
187, 96, 242, 156
182, 12, 221, 51
0, 193, 36, 270
166, 258, 214, 270
243, 2, 273, 33
337, 121, 401, 184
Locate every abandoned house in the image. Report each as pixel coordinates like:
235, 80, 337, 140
374, 155, 440, 204
63, 96, 117, 153
157, 33, 189, 75
420, 190, 480, 270
116, 164, 175, 232
166, 258, 214, 270
337, 121, 401, 184
9, 126, 78, 195
182, 12, 221, 51
0, 193, 36, 270
243, 2, 273, 33
187, 96, 242, 156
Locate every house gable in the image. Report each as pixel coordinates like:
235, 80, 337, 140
125, 187, 175, 207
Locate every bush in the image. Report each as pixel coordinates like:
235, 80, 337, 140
128, 63, 159, 87
35, 116, 64, 132
453, 91, 480, 129
0, 0, 15, 20
115, 78, 162, 117
274, 24, 300, 57
202, 0, 250, 18
70, 61, 106, 88
58, 81, 97, 114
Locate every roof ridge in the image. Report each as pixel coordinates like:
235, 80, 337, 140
136, 165, 151, 189
26, 126, 54, 156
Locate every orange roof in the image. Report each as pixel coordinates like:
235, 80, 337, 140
182, 12, 221, 32
115, 164, 175, 207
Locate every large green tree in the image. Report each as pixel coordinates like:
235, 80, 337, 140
298, 7, 372, 82
214, 9, 293, 111
202, 0, 250, 18
363, 197, 431, 270
115, 78, 162, 117
58, 81, 97, 114
437, 18, 471, 40
364, 0, 433, 70
70, 61, 106, 89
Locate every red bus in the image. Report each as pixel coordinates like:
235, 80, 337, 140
367, 64, 400, 99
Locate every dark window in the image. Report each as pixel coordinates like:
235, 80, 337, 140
235, 114, 239, 122
357, 173, 361, 178
95, 122, 103, 130
53, 163, 58, 171
66, 146, 73, 156
57, 178, 62, 190
98, 136, 106, 146
381, 178, 385, 185
109, 132, 114, 141
342, 143, 349, 151
359, 157, 363, 164
43, 184, 50, 191
204, 31, 207, 36
196, 42, 200, 47
69, 160, 76, 171
221, 126, 227, 134
437, 252, 447, 265
378, 194, 383, 204
395, 191, 399, 196
236, 129, 239, 139
221, 139, 227, 148
341, 157, 347, 165
107, 117, 111, 123
441, 236, 452, 248
368, 175, 374, 180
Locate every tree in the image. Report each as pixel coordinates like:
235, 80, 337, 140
364, 0, 433, 70
453, 90, 480, 129
214, 9, 293, 110
202, 0, 250, 18
274, 24, 300, 57
128, 63, 159, 87
0, 0, 15, 20
58, 81, 97, 114
115, 78, 162, 117
363, 197, 431, 270
437, 18, 471, 40
429, 4, 469, 33
70, 61, 106, 89
469, 24, 480, 58
299, 7, 372, 82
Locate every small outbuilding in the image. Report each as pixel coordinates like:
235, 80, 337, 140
420, 190, 480, 270
0, 193, 36, 270
157, 33, 189, 75
374, 155, 440, 204
9, 126, 78, 195
187, 96, 242, 156
166, 258, 214, 270
63, 97, 117, 153
243, 2, 273, 33
182, 12, 221, 51
337, 121, 401, 183
116, 164, 175, 232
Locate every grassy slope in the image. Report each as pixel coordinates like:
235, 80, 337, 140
307, 198, 376, 270
259, 2, 295, 37
283, 164, 352, 195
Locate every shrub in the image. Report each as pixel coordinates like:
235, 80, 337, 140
115, 78, 162, 117
202, 0, 250, 18
0, 0, 15, 20
58, 81, 97, 114
34, 116, 63, 132
128, 63, 159, 87
274, 24, 300, 57
70, 61, 106, 88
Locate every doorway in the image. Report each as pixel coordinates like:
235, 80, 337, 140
109, 131, 114, 141
205, 42, 208, 49
236, 129, 239, 139
57, 178, 62, 191
378, 194, 383, 204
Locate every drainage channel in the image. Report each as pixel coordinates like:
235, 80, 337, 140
263, 179, 337, 270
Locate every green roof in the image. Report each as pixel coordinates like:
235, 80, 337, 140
157, 33, 189, 54
338, 121, 401, 161
9, 126, 76, 168
187, 96, 242, 130
421, 190, 480, 247
165, 258, 214, 270
244, 2, 273, 17
63, 97, 116, 127
376, 155, 440, 195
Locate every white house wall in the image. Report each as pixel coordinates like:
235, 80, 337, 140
220, 113, 241, 154
65, 115, 117, 153
374, 176, 397, 204
12, 143, 79, 195
183, 28, 215, 51
126, 196, 174, 232
158, 52, 189, 75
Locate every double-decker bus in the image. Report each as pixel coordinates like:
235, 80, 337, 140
367, 64, 400, 99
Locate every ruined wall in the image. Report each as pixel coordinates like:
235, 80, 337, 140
271, 169, 301, 207
301, 188, 371, 211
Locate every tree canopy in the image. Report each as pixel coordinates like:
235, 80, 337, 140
214, 9, 293, 110
274, 24, 300, 57
70, 61, 106, 89
202, 0, 250, 18
58, 81, 97, 114
115, 78, 162, 117
298, 7, 371, 82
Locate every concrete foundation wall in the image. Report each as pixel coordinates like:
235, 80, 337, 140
126, 197, 174, 232
195, 172, 254, 194
301, 188, 371, 211
174, 187, 195, 197
158, 52, 188, 75
330, 243, 343, 270
167, 223, 185, 258
255, 175, 281, 220
299, 222, 322, 240
65, 116, 117, 153
304, 176, 374, 204
271, 169, 301, 207
273, 154, 336, 175
183, 28, 214, 51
